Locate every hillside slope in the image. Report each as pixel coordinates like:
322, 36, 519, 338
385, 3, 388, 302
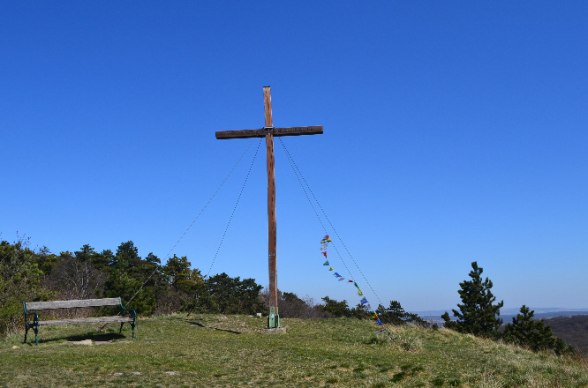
547, 315, 588, 356
1, 314, 587, 386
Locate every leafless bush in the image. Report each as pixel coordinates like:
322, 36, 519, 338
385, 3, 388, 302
42, 255, 107, 318
260, 289, 329, 318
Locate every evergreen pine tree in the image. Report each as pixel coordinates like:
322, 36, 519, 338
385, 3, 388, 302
503, 305, 572, 355
381, 300, 427, 326
442, 261, 504, 337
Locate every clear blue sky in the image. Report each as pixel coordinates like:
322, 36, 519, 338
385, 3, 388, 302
2, 1, 587, 312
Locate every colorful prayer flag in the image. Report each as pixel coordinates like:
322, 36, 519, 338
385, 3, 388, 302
319, 234, 388, 333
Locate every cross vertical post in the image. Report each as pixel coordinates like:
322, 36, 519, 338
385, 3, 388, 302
215, 86, 323, 329
263, 86, 279, 328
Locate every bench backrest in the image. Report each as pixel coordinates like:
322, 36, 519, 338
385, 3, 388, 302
24, 298, 123, 311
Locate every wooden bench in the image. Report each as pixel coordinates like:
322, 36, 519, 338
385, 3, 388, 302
23, 297, 137, 345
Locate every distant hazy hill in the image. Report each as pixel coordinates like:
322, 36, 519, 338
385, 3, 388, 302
545, 315, 588, 355
420, 308, 588, 326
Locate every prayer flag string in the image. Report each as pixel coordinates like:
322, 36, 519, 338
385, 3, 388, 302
320, 235, 383, 328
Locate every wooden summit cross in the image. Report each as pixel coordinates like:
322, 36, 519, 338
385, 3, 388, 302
215, 86, 323, 329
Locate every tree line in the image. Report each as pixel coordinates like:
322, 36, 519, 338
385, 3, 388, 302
0, 238, 423, 336
1, 238, 575, 355
0, 239, 266, 335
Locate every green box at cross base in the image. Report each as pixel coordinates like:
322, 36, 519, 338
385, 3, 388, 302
268, 306, 280, 329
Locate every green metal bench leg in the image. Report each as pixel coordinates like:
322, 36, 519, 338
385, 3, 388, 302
33, 313, 40, 345
23, 303, 29, 344
131, 309, 137, 339
119, 322, 124, 334
34, 326, 39, 345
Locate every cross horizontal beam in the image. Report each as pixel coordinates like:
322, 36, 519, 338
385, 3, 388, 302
215, 125, 323, 140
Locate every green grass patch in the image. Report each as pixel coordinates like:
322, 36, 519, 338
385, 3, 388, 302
1, 314, 587, 386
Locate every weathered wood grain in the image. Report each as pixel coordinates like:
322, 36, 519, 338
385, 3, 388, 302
33, 316, 133, 326
264, 87, 279, 317
264, 86, 273, 129
25, 298, 122, 311
215, 126, 323, 139
273, 126, 323, 136
216, 128, 266, 139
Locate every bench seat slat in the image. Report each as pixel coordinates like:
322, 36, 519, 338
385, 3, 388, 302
25, 298, 122, 310
30, 316, 134, 326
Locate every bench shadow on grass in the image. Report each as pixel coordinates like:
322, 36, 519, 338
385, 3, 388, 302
184, 319, 242, 335
27, 332, 127, 346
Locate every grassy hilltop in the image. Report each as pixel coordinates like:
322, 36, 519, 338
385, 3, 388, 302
1, 314, 587, 387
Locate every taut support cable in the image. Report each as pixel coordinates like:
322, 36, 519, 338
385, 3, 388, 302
277, 137, 384, 307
